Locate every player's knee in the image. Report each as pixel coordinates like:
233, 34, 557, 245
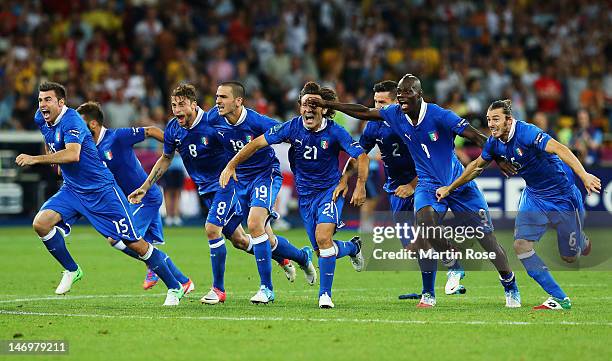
32, 216, 55, 236
229, 234, 249, 250
561, 255, 577, 263
205, 223, 223, 240
247, 217, 265, 235
513, 239, 532, 255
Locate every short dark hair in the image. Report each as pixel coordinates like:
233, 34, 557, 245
488, 99, 512, 116
171, 83, 198, 103
219, 81, 246, 99
38, 81, 66, 100
77, 101, 104, 125
373, 80, 398, 100
298, 82, 338, 118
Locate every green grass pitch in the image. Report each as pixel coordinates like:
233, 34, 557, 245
0, 226, 610, 361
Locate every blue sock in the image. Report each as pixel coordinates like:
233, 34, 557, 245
141, 246, 181, 289
319, 247, 336, 297
442, 256, 462, 271
164, 256, 189, 284
418, 257, 437, 296
209, 237, 227, 291
272, 235, 308, 266
41, 227, 78, 271
248, 240, 285, 266
519, 250, 567, 299
252, 234, 273, 290
333, 239, 358, 259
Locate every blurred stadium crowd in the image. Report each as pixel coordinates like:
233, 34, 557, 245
0, 0, 610, 166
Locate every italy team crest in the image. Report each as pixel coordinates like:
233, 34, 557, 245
55, 130, 61, 142
201, 136, 208, 145
321, 140, 329, 149
515, 147, 523, 157
246, 135, 252, 142
428, 131, 439, 142
104, 150, 113, 160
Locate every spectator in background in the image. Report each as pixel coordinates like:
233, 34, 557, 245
571, 109, 603, 166
531, 111, 558, 140
534, 63, 562, 115
162, 155, 185, 227
103, 88, 138, 128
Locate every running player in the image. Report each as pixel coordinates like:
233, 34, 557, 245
436, 99, 599, 309
16, 82, 186, 306
220, 82, 368, 308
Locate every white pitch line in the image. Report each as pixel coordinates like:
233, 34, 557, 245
1, 309, 611, 327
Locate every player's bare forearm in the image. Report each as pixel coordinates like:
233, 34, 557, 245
144, 127, 164, 143
323, 100, 382, 121
448, 156, 490, 192
228, 135, 268, 168
144, 153, 172, 190
461, 125, 487, 148
342, 157, 358, 178
545, 139, 587, 179
355, 153, 370, 186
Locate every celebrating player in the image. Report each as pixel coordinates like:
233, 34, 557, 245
306, 74, 521, 308
16, 82, 187, 306
129, 84, 315, 306
206, 81, 317, 304
220, 82, 368, 308
76, 101, 193, 293
436, 99, 599, 310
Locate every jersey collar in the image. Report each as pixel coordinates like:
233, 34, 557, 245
302, 117, 328, 132
96, 126, 108, 145
189, 107, 205, 129
47, 105, 68, 127
404, 101, 427, 127
224, 106, 247, 126
500, 118, 517, 144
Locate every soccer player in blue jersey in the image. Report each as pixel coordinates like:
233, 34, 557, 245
129, 84, 315, 305
307, 74, 520, 308
15, 82, 186, 306
436, 100, 600, 310
206, 81, 316, 304
220, 82, 369, 308
76, 102, 193, 293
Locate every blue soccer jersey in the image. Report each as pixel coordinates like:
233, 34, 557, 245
360, 120, 417, 193
378, 102, 469, 188
35, 106, 115, 192
95, 127, 163, 203
163, 107, 227, 195
481, 120, 573, 198
206, 106, 280, 179
264, 117, 365, 196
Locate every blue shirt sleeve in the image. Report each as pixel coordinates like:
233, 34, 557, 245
163, 123, 176, 155
254, 113, 281, 136
378, 104, 399, 126
481, 137, 496, 162
264, 120, 292, 145
116, 127, 146, 147
334, 124, 364, 159
521, 123, 551, 151
439, 108, 469, 135
63, 118, 86, 144
359, 122, 377, 153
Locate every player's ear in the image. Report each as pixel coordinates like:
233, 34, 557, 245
58, 98, 65, 107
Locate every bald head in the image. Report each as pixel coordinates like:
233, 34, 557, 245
398, 74, 422, 93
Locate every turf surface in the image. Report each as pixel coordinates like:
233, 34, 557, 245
1, 226, 610, 361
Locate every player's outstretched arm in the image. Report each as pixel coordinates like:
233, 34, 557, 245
16, 143, 81, 166
436, 156, 491, 201
544, 138, 602, 195
350, 153, 370, 206
462, 125, 517, 177
129, 152, 173, 204
306, 97, 383, 121
144, 127, 164, 143
220, 135, 269, 188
